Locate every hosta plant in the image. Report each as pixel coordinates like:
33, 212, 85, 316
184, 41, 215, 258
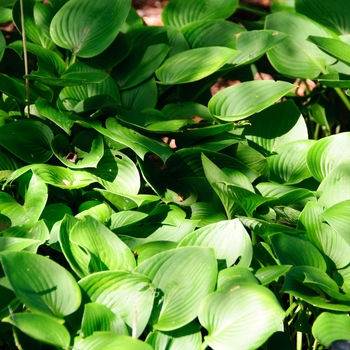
1, 0, 350, 349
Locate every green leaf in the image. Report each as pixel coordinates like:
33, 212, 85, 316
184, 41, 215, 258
146, 322, 202, 350
50, 0, 131, 57
295, 0, 350, 34
0, 74, 39, 103
238, 216, 305, 238
35, 99, 74, 135
134, 247, 217, 331
229, 30, 290, 67
92, 148, 140, 196
40, 203, 73, 231
121, 77, 158, 111
312, 312, 350, 347
73, 332, 153, 350
217, 266, 259, 292
79, 271, 155, 337
243, 100, 308, 154
178, 219, 252, 268
282, 266, 350, 311
318, 159, 350, 208
265, 12, 337, 79
31, 164, 98, 189
322, 200, 350, 246
8, 41, 67, 86
51, 131, 104, 169
270, 233, 327, 270
0, 237, 40, 252
1, 251, 81, 317
0, 173, 47, 226
267, 140, 314, 184
307, 36, 350, 66
113, 44, 169, 90
181, 19, 244, 49
306, 132, 350, 182
13, 0, 55, 49
59, 62, 119, 111
70, 216, 136, 274
156, 47, 237, 85
80, 302, 129, 337
208, 80, 295, 122
298, 201, 350, 294
2, 313, 70, 348
255, 265, 292, 286
0, 120, 53, 163
0, 7, 12, 24
199, 284, 285, 350
105, 118, 173, 163
2, 220, 49, 248
162, 0, 239, 27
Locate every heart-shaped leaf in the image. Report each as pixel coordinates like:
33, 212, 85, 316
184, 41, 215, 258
50, 0, 131, 57
1, 250, 81, 317
178, 219, 252, 268
268, 140, 315, 184
79, 271, 155, 337
135, 247, 217, 331
265, 12, 337, 78
312, 312, 350, 347
306, 132, 350, 182
199, 284, 285, 350
70, 216, 136, 275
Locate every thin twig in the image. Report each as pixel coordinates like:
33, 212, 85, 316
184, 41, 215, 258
20, 0, 30, 118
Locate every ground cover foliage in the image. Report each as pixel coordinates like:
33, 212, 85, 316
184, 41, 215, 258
1, 0, 350, 349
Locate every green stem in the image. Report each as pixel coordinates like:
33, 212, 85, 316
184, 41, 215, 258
297, 332, 303, 350
251, 231, 258, 245
334, 87, 350, 112
285, 301, 298, 317
20, 0, 30, 118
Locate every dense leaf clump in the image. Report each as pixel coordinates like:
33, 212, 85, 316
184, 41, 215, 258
1, 0, 350, 349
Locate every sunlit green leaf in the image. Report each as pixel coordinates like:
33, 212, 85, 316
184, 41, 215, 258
199, 284, 285, 350
312, 312, 350, 347
156, 47, 237, 84
208, 80, 295, 122
2, 313, 70, 348
1, 251, 81, 317
178, 219, 252, 268
79, 271, 155, 337
135, 247, 217, 331
265, 12, 337, 78
73, 332, 153, 350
